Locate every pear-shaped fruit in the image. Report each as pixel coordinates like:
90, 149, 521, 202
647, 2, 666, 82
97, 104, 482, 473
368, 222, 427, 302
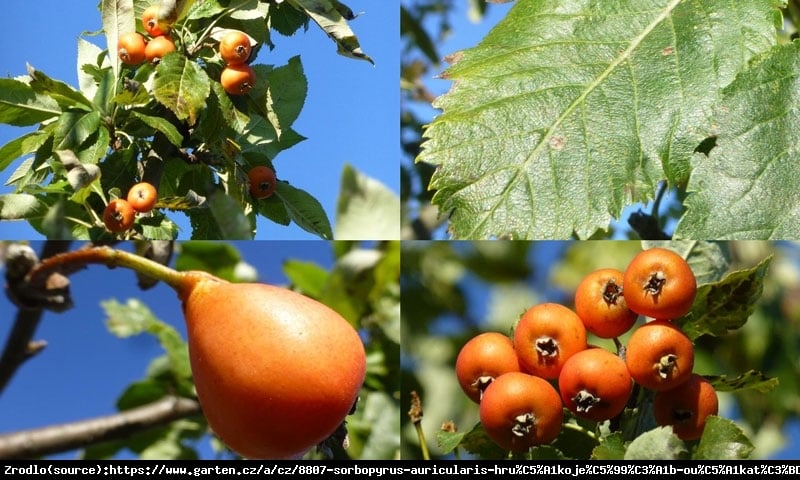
177, 271, 367, 459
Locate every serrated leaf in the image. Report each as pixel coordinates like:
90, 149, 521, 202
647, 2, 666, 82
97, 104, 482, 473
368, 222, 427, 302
269, 0, 310, 37
276, 182, 333, 239
693, 416, 754, 459
677, 41, 800, 239
264, 56, 307, 138
453, 422, 509, 459
0, 78, 61, 127
679, 256, 772, 340
287, 0, 373, 64
418, 0, 782, 239
153, 53, 211, 125
335, 164, 401, 240
705, 370, 779, 394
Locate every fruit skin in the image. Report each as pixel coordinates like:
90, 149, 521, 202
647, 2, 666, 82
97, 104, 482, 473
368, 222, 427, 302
455, 332, 521, 404
558, 347, 632, 422
247, 165, 277, 199
142, 5, 167, 37
178, 272, 366, 459
479, 372, 564, 452
103, 199, 135, 233
221, 64, 256, 96
118, 32, 147, 65
625, 319, 694, 392
220, 30, 252, 65
126, 182, 158, 213
654, 373, 718, 440
574, 268, 639, 338
623, 247, 697, 320
513, 303, 587, 379
145, 34, 176, 64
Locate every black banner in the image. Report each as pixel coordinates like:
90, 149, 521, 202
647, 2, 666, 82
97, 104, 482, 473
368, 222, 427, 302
2, 460, 800, 478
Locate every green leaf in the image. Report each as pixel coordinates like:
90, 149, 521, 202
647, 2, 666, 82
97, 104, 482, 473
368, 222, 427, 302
53, 110, 102, 151
679, 256, 772, 340
269, 0, 310, 37
237, 114, 279, 158
27, 65, 94, 112
705, 370, 779, 394
77, 38, 109, 105
203, 190, 254, 240
102, 298, 191, 381
130, 111, 185, 147
335, 164, 401, 240
0, 78, 61, 127
591, 432, 627, 460
623, 426, 687, 460
693, 416, 755, 459
418, 0, 782, 239
276, 182, 333, 239
175, 241, 247, 282
283, 259, 330, 298
264, 56, 307, 139
454, 422, 511, 459
153, 53, 212, 125
0, 130, 51, 172
286, 0, 373, 64
0, 193, 43, 220
677, 41, 800, 239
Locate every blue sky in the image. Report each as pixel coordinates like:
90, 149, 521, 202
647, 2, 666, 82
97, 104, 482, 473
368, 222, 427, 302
0, 241, 337, 459
0, 0, 398, 240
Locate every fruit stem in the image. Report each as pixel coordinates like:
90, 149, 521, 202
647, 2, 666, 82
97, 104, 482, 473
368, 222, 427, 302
561, 421, 597, 440
408, 391, 431, 460
27, 245, 186, 292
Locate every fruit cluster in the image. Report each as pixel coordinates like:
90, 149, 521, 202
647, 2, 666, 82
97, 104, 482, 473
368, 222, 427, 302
117, 5, 256, 97
455, 247, 719, 453
118, 5, 176, 66
102, 182, 158, 233
218, 30, 257, 96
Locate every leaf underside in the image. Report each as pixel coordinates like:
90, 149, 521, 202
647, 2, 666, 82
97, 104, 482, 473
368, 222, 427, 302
418, 0, 782, 239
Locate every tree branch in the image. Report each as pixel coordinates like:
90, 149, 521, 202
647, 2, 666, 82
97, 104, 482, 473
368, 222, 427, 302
0, 395, 202, 459
0, 241, 73, 395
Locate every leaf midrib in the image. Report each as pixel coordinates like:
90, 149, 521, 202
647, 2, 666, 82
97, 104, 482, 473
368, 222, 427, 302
466, 0, 684, 238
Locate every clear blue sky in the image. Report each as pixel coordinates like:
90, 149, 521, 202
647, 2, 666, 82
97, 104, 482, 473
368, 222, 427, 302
0, 241, 337, 459
0, 1, 398, 240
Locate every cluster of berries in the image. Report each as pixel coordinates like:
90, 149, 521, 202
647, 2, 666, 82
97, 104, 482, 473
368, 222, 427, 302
455, 247, 718, 453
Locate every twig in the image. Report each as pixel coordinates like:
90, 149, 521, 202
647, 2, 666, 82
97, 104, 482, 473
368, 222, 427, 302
0, 395, 202, 459
0, 241, 72, 395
